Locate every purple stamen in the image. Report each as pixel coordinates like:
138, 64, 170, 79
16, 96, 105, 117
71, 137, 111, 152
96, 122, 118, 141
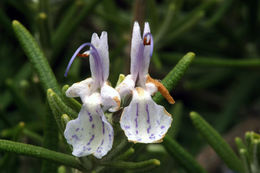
64, 43, 104, 84
143, 32, 154, 58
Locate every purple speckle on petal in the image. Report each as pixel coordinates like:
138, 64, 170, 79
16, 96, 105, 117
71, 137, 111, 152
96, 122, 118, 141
72, 134, 79, 140
109, 134, 112, 142
87, 148, 91, 151
160, 125, 165, 129
87, 111, 93, 122
146, 104, 150, 124
101, 139, 104, 146
136, 130, 138, 134
149, 135, 155, 140
147, 125, 151, 134
97, 110, 105, 134
87, 135, 95, 145
102, 121, 105, 134
92, 124, 95, 128
76, 128, 79, 132
135, 103, 139, 128
124, 125, 130, 129
97, 146, 102, 153
156, 120, 160, 125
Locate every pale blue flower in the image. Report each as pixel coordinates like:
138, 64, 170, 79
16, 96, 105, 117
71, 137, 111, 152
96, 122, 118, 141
64, 32, 120, 158
116, 22, 173, 143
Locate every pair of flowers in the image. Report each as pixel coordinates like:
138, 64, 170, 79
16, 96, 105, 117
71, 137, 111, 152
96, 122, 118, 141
64, 22, 174, 159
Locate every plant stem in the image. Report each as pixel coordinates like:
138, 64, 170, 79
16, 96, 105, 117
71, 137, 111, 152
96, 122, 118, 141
0, 139, 84, 171
153, 52, 195, 104
163, 136, 207, 173
161, 53, 260, 68
190, 112, 244, 172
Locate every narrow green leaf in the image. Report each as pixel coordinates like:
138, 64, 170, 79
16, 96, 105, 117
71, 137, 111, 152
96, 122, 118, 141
235, 137, 247, 151
38, 0, 51, 53
47, 89, 77, 134
12, 20, 61, 96
245, 132, 253, 146
42, 112, 58, 173
0, 122, 24, 170
161, 52, 260, 68
204, 0, 234, 27
51, 0, 83, 56
0, 139, 84, 171
158, 11, 204, 49
101, 159, 160, 171
47, 89, 66, 134
215, 75, 257, 132
23, 128, 43, 144
173, 0, 216, 28
57, 166, 66, 173
163, 136, 207, 173
5, 79, 31, 116
52, 0, 101, 58
37, 12, 51, 51
0, 8, 13, 37
104, 138, 133, 160
184, 69, 233, 90
152, 52, 163, 70
239, 149, 251, 173
154, 3, 176, 44
167, 101, 183, 138
61, 114, 71, 131
190, 111, 244, 172
115, 148, 135, 160
48, 89, 77, 119
147, 0, 159, 31
153, 52, 195, 103
251, 140, 260, 173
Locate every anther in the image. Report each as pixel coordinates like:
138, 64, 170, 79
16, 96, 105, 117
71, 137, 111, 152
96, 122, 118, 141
77, 53, 89, 58
143, 37, 151, 45
143, 32, 154, 57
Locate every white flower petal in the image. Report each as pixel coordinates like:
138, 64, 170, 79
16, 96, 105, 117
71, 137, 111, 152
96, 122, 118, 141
101, 82, 121, 112
90, 33, 100, 85
120, 87, 172, 143
139, 22, 152, 86
64, 94, 113, 159
91, 33, 100, 48
143, 22, 151, 37
98, 32, 109, 82
115, 75, 135, 100
89, 32, 109, 86
145, 82, 157, 95
66, 78, 95, 103
130, 21, 142, 82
